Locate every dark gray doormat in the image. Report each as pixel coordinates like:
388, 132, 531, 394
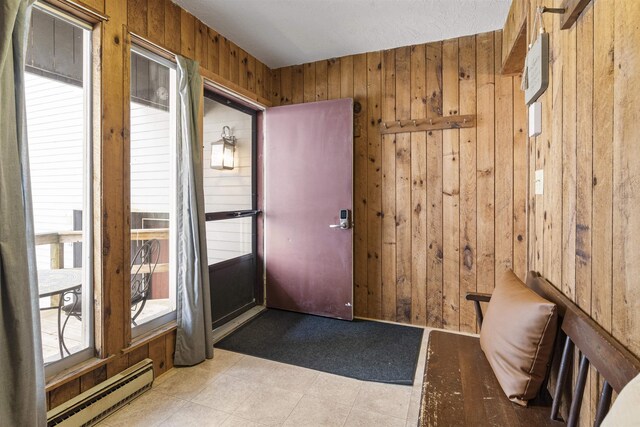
215, 309, 424, 385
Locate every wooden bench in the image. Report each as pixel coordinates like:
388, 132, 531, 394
419, 271, 640, 427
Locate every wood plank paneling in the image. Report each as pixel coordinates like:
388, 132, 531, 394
315, 60, 328, 101
394, 46, 412, 323
279, 67, 292, 105
148, 335, 167, 376
127, 0, 147, 37
562, 20, 578, 301
475, 32, 495, 295
49, 378, 80, 409
458, 35, 478, 333
303, 62, 316, 103
206, 29, 220, 74
441, 38, 459, 330
179, 9, 195, 59
163, 0, 180, 54
194, 19, 207, 66
327, 58, 340, 100
238, 47, 248, 89
218, 36, 230, 81
512, 79, 527, 282
591, 0, 613, 335
410, 44, 427, 325
228, 41, 239, 84
80, 365, 107, 393
352, 54, 368, 318
366, 52, 382, 318
381, 49, 397, 321
613, 0, 640, 357
147, 0, 164, 46
425, 42, 443, 328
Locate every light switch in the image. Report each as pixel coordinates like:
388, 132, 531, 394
535, 169, 544, 195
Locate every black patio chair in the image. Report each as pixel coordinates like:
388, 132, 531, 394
60, 238, 161, 353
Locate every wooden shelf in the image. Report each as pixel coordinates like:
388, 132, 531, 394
379, 115, 475, 135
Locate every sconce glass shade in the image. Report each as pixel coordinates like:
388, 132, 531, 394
210, 126, 236, 170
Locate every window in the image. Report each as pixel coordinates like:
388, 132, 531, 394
129, 46, 178, 335
24, 4, 94, 371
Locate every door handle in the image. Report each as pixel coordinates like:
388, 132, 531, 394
330, 209, 351, 229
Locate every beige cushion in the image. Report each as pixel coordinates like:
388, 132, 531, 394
602, 373, 640, 427
480, 270, 558, 406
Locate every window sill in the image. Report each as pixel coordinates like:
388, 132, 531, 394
45, 355, 115, 392
122, 320, 177, 355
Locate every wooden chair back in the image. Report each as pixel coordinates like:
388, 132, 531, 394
525, 271, 640, 426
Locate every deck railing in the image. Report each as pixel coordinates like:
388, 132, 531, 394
35, 228, 169, 271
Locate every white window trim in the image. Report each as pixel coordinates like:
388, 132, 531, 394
130, 45, 178, 338
33, 2, 95, 379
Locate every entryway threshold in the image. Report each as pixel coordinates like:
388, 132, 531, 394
212, 305, 266, 344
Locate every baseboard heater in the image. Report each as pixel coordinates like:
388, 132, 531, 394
47, 358, 154, 427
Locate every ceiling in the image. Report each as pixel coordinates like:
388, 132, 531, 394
174, 0, 512, 69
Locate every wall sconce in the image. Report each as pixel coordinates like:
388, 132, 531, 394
210, 126, 236, 170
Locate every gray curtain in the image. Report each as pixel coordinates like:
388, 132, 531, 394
174, 56, 214, 365
0, 0, 47, 425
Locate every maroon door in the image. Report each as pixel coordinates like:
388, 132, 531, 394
264, 98, 353, 320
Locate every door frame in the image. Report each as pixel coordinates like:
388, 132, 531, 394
202, 89, 263, 328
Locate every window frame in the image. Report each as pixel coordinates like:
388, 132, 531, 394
29, 1, 96, 378
129, 44, 179, 338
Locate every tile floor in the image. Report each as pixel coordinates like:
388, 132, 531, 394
97, 327, 430, 427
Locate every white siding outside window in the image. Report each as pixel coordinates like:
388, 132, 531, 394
203, 100, 253, 265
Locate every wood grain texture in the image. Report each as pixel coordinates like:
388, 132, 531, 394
425, 42, 443, 328
591, 0, 614, 338
228, 41, 239, 84
512, 78, 528, 282
194, 19, 207, 66
315, 59, 328, 101
494, 32, 514, 279
49, 378, 80, 409
206, 28, 219, 74
366, 51, 383, 318
441, 38, 460, 330
146, 0, 164, 46
475, 32, 495, 295
381, 49, 397, 321
179, 9, 194, 58
613, 0, 640, 356
352, 54, 368, 317
562, 22, 577, 301
163, 0, 180, 53
410, 44, 427, 325
458, 35, 478, 333
395, 46, 412, 323
421, 331, 556, 427
327, 58, 340, 100
127, 0, 147, 37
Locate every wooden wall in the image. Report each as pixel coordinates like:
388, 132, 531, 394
46, 0, 271, 407
522, 0, 640, 424
271, 31, 529, 331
